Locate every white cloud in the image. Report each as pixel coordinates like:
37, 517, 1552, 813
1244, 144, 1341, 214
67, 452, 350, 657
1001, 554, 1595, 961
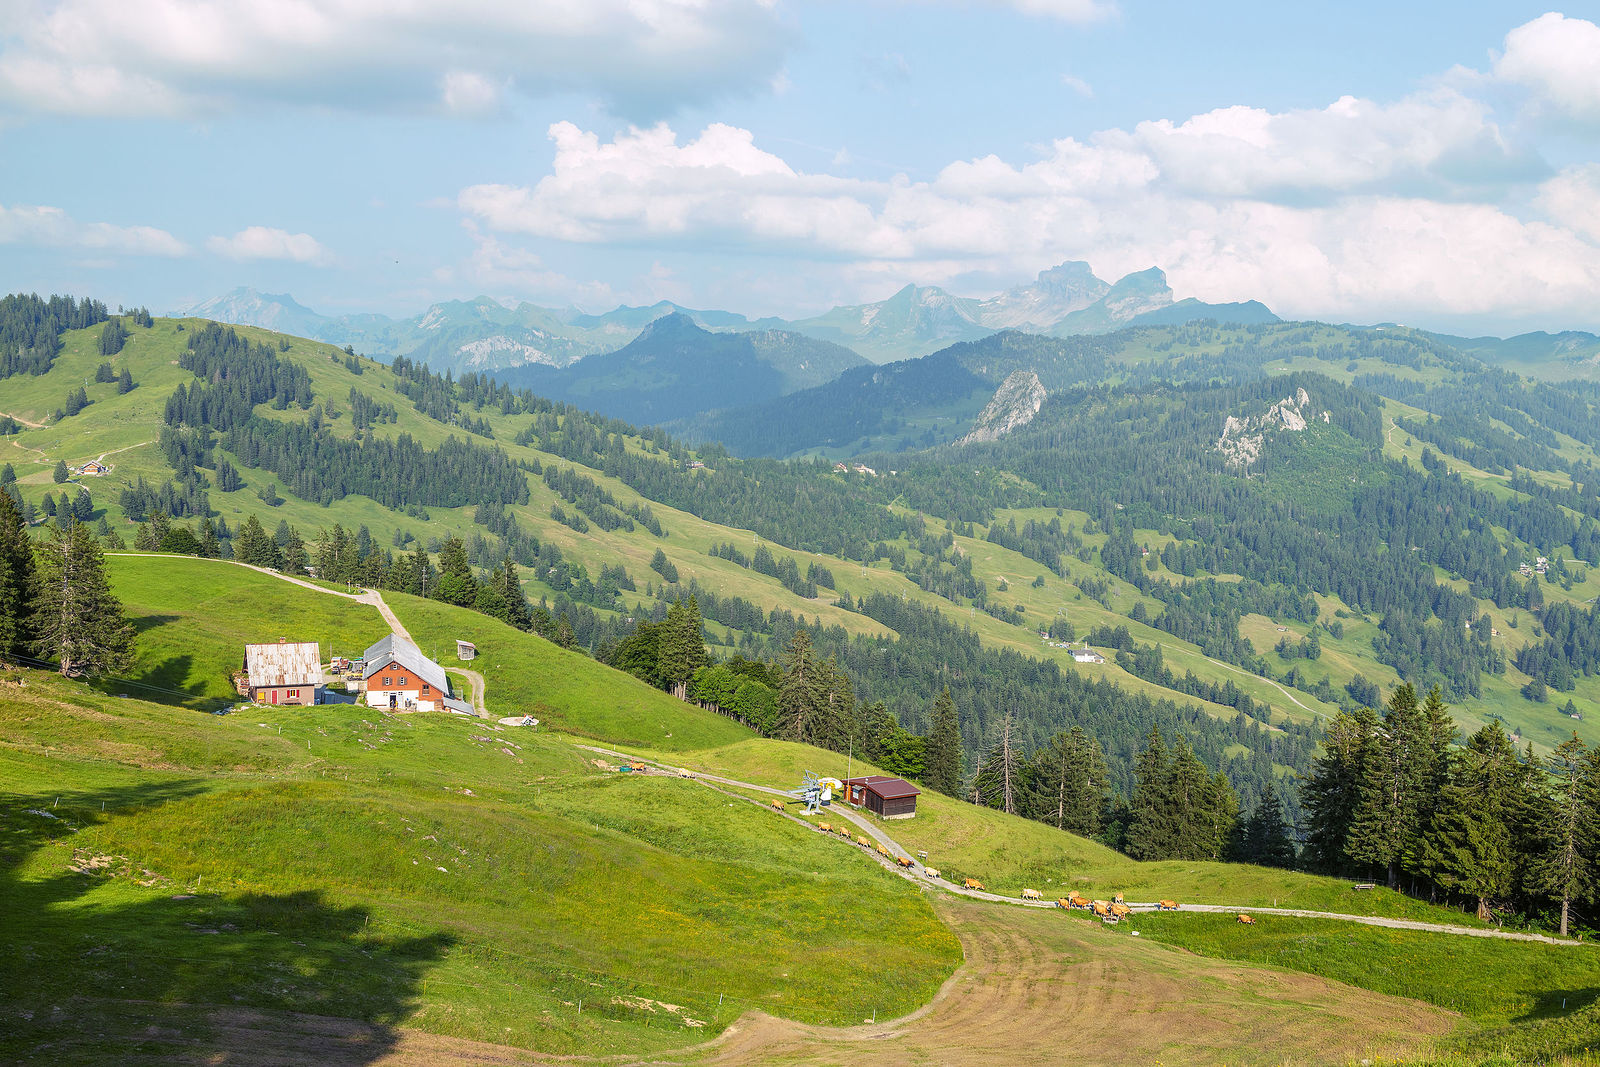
1494, 12, 1600, 127
206, 226, 329, 264
459, 86, 1600, 327
0, 0, 792, 119
909, 0, 1114, 22
1059, 73, 1093, 98
1537, 164, 1600, 242
0, 202, 188, 255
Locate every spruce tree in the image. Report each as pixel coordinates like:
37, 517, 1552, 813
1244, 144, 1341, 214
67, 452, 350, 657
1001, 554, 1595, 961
234, 515, 282, 570
281, 528, 309, 576
923, 688, 962, 796
117, 367, 134, 394
52, 460, 68, 484
1242, 782, 1298, 868
0, 489, 34, 663
435, 537, 477, 606
974, 713, 1024, 815
1534, 735, 1593, 936
495, 559, 532, 630
198, 517, 220, 559
1348, 684, 1428, 887
29, 521, 135, 676
1303, 706, 1381, 872
657, 597, 708, 701
1028, 726, 1109, 834
777, 628, 824, 742
1126, 727, 1174, 860
0, 463, 14, 484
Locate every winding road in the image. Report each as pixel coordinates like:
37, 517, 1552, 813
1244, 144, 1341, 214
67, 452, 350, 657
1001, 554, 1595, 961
578, 744, 1587, 947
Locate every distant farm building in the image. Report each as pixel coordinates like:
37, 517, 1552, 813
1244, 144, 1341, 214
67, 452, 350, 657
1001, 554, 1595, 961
1072, 646, 1106, 664
456, 639, 477, 661
843, 775, 920, 819
362, 634, 449, 712
241, 640, 323, 705
76, 460, 107, 476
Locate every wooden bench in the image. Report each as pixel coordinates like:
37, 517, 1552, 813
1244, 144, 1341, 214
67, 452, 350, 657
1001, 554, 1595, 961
1352, 882, 1377, 891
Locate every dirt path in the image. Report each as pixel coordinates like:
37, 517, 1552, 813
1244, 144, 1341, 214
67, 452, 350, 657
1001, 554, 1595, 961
1204, 654, 1320, 714
0, 409, 46, 429
446, 666, 488, 716
109, 552, 415, 640
89, 438, 157, 468
581, 743, 1588, 946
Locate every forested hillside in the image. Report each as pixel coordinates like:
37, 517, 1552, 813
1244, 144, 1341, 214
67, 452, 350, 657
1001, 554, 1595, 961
5, 293, 1600, 890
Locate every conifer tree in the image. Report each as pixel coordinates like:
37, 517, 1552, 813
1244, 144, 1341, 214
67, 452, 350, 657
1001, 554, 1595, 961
281, 527, 309, 576
234, 515, 281, 570
1241, 782, 1298, 868
29, 521, 134, 676
0, 489, 34, 663
197, 517, 220, 559
923, 687, 962, 796
0, 463, 14, 484
1027, 726, 1109, 835
494, 559, 532, 630
657, 596, 708, 701
1535, 735, 1593, 937
435, 537, 477, 606
1126, 727, 1174, 860
1348, 684, 1428, 887
777, 628, 825, 742
974, 713, 1024, 815
51, 460, 67, 484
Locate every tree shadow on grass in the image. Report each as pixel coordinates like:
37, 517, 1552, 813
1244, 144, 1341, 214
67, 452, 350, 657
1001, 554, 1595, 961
0, 784, 454, 1065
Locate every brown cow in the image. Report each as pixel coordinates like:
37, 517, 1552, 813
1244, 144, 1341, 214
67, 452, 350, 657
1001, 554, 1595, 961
1158, 899, 1179, 911
1237, 914, 1256, 925
963, 878, 985, 891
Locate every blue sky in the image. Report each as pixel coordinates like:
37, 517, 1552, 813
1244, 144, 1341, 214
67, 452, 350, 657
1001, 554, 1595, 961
1, 1, 1598, 334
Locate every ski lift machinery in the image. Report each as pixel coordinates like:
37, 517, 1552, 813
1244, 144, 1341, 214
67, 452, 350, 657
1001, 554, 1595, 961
790, 771, 835, 814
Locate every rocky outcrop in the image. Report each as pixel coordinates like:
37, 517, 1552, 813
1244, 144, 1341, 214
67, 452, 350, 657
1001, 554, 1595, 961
1216, 387, 1330, 468
960, 371, 1046, 444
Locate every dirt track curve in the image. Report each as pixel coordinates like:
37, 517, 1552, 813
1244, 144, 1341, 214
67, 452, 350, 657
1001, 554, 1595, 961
581, 745, 1587, 946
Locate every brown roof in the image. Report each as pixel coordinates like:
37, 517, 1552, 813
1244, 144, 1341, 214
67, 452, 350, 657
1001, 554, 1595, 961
845, 775, 921, 800
244, 641, 322, 688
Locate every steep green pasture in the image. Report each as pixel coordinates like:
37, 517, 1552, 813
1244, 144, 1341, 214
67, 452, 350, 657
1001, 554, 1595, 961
387, 590, 753, 753
651, 738, 1483, 925
105, 554, 386, 708
0, 670, 960, 1061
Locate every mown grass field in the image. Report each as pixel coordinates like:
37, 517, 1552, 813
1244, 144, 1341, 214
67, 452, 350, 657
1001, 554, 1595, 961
1126, 911, 1600, 1065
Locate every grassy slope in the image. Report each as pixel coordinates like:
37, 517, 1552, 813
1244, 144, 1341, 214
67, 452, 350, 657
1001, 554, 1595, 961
7, 554, 1599, 1064
647, 737, 1494, 924
1, 559, 963, 1059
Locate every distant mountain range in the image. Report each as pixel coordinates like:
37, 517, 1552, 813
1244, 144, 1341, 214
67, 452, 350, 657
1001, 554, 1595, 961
488, 314, 867, 426
175, 261, 1282, 374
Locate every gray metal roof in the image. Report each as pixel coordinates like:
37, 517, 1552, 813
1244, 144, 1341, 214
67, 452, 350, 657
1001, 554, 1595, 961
244, 642, 322, 688
362, 633, 448, 693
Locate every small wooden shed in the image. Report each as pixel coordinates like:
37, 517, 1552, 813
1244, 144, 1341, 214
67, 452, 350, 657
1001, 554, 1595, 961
456, 639, 477, 661
843, 775, 920, 819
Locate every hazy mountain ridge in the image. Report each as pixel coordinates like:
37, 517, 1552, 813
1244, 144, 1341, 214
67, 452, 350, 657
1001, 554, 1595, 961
487, 313, 868, 425
177, 261, 1282, 376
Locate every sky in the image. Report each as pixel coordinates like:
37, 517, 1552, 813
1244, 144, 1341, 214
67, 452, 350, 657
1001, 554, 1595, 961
2, 0, 1600, 335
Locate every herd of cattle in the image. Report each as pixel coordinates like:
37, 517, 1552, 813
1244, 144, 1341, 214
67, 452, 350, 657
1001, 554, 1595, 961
804, 815, 1203, 924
